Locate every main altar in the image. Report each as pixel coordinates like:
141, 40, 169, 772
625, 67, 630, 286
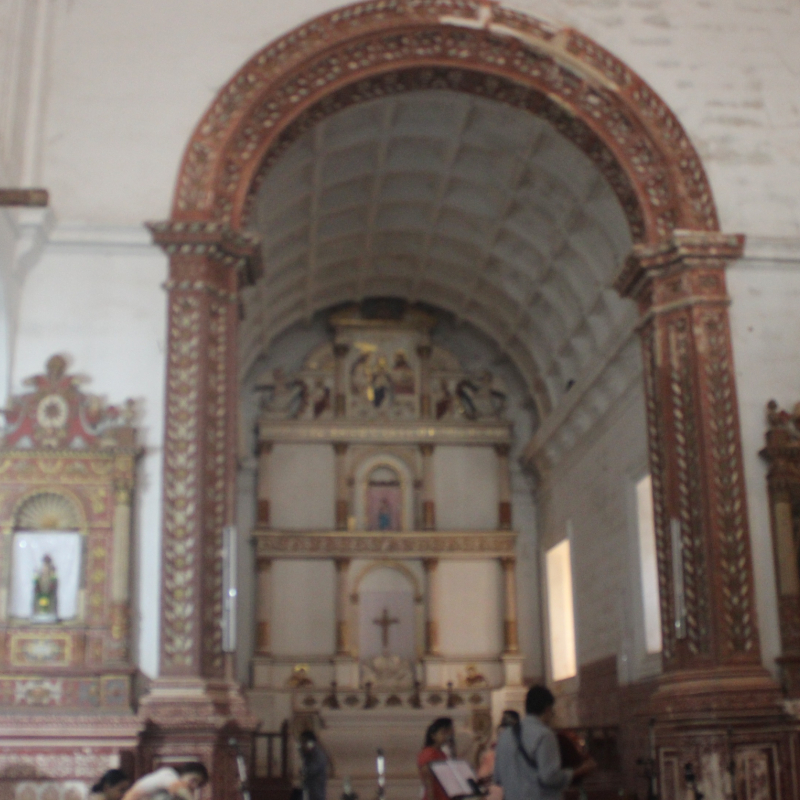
246, 303, 525, 797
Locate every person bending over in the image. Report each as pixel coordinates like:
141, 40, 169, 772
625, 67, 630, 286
90, 770, 131, 800
121, 762, 209, 800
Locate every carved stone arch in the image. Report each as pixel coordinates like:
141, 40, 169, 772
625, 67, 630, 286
352, 450, 416, 531
148, 5, 768, 774
11, 488, 86, 533
170, 0, 719, 244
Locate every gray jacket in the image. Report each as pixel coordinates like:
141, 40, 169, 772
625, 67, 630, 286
493, 716, 573, 800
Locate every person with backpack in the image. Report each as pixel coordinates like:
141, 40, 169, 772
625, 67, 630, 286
493, 686, 596, 800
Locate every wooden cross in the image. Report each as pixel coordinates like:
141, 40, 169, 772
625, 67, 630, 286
373, 607, 400, 648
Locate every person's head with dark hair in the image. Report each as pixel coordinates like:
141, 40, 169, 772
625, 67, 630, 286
525, 685, 556, 721
91, 770, 131, 800
499, 709, 520, 729
175, 763, 209, 790
423, 717, 454, 748
300, 729, 319, 752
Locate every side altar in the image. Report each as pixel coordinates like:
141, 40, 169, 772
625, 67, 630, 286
0, 356, 142, 792
245, 304, 526, 799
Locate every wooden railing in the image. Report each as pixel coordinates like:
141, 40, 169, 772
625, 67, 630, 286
250, 721, 292, 800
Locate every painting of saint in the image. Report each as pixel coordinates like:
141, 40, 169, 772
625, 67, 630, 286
366, 466, 402, 531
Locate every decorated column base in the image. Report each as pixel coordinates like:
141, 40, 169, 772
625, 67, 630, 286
333, 656, 360, 689
500, 654, 524, 687
626, 668, 800, 800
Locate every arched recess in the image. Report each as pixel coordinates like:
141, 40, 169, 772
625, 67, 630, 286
352, 451, 416, 532
148, 0, 761, 708
170, 0, 719, 243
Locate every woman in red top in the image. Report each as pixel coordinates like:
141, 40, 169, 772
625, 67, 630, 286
418, 717, 455, 800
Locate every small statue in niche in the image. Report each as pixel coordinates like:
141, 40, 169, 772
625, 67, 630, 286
32, 554, 58, 621
456, 372, 506, 419
369, 357, 393, 408
377, 498, 393, 531
256, 368, 308, 419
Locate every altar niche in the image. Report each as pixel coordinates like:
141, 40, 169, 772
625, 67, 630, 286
0, 356, 139, 712
356, 565, 418, 688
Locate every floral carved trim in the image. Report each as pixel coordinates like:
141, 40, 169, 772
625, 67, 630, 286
640, 323, 675, 662
668, 317, 710, 657
201, 299, 229, 677
171, 0, 719, 244
703, 311, 754, 654
161, 294, 203, 672
253, 530, 517, 558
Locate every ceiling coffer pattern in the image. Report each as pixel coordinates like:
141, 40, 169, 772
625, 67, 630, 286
242, 91, 634, 417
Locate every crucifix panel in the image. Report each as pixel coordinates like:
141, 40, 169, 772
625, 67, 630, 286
358, 586, 415, 660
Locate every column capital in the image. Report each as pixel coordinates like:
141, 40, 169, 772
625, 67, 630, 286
335, 557, 351, 572
416, 344, 432, 359
499, 556, 516, 570
495, 443, 511, 457
257, 440, 273, 456
419, 443, 435, 457
256, 555, 272, 571
333, 441, 349, 455
334, 342, 350, 358
615, 230, 745, 304
422, 557, 439, 573
148, 220, 262, 288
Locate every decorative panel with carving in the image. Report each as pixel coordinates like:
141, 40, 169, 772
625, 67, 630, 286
0, 356, 139, 711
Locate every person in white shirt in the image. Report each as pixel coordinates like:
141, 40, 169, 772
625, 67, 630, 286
121, 763, 209, 800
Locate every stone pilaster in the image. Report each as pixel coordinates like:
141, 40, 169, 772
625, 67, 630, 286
760, 403, 800, 695
422, 557, 440, 656
109, 479, 133, 662
619, 231, 764, 682
256, 441, 272, 527
334, 442, 349, 530
618, 230, 793, 798
417, 344, 432, 419
496, 444, 512, 530
335, 558, 351, 655
254, 556, 272, 655
419, 444, 436, 530
141, 221, 259, 794
334, 343, 349, 417
500, 557, 519, 654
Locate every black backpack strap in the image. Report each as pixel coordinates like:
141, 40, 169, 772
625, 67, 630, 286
511, 724, 538, 770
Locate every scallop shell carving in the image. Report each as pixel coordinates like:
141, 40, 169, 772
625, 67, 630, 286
15, 492, 80, 530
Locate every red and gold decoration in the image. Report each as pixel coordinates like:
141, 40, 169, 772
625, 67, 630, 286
0, 356, 141, 780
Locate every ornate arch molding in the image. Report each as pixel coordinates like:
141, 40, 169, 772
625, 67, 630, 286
170, 0, 718, 244
147, 2, 773, 768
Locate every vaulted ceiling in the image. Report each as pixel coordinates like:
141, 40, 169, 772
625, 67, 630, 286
240, 90, 636, 421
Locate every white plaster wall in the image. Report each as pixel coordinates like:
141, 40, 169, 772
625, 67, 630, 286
438, 560, 503, 656
24, 0, 800, 239
433, 445, 498, 530
727, 242, 800, 680
11, 225, 167, 676
538, 381, 650, 677
270, 559, 336, 656
269, 443, 335, 529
